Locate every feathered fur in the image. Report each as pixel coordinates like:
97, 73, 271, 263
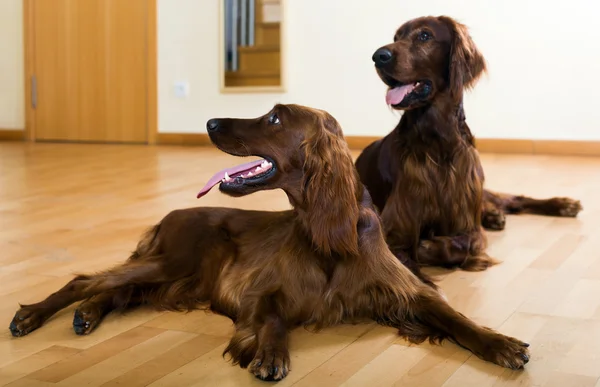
10, 103, 530, 380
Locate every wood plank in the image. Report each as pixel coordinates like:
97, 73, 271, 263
0, 346, 80, 386
101, 334, 228, 387
55, 330, 196, 386
28, 326, 165, 383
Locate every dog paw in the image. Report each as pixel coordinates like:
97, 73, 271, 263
9, 307, 46, 337
552, 198, 582, 217
480, 333, 530, 370
450, 234, 471, 251
73, 304, 104, 335
482, 208, 506, 231
248, 347, 291, 381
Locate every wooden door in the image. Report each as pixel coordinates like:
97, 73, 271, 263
28, 0, 152, 143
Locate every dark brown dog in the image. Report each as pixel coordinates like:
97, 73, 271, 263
9, 104, 530, 380
355, 15, 582, 284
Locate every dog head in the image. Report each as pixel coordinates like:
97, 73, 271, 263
200, 104, 361, 256
372, 15, 486, 109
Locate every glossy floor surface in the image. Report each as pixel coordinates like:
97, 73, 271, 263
1, 142, 599, 386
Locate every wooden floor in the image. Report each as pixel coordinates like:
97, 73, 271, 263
1, 142, 600, 387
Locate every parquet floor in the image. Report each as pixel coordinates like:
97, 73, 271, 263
1, 142, 599, 386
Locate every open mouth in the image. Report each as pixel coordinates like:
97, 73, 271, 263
386, 80, 432, 107
379, 73, 432, 107
197, 157, 277, 198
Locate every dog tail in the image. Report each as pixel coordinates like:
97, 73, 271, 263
128, 223, 162, 261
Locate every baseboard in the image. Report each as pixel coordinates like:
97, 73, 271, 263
0, 129, 25, 141
4, 127, 599, 156
135, 132, 600, 157
474, 139, 534, 154
475, 139, 600, 157
344, 136, 381, 150
156, 133, 212, 146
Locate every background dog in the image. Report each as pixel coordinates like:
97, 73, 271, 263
355, 15, 582, 284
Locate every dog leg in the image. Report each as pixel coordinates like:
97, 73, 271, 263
482, 195, 506, 231
10, 261, 167, 337
223, 324, 259, 369
223, 294, 291, 381
484, 189, 582, 218
73, 285, 141, 335
9, 274, 92, 337
383, 288, 530, 370
417, 231, 499, 272
390, 248, 439, 289
248, 315, 290, 381
385, 233, 439, 289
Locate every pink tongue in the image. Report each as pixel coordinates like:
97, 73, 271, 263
385, 85, 414, 105
196, 159, 266, 198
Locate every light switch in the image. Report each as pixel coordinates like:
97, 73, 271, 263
174, 81, 190, 98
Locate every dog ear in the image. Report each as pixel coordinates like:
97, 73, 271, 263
301, 111, 360, 257
440, 16, 487, 99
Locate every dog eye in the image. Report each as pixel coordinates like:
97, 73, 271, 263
268, 113, 280, 125
418, 31, 431, 42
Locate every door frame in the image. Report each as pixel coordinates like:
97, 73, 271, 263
22, 0, 158, 144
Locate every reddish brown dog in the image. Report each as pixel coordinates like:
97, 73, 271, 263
355, 16, 582, 285
10, 104, 530, 381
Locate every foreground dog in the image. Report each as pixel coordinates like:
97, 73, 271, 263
355, 15, 582, 284
9, 104, 529, 380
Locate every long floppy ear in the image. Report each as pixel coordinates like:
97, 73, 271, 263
440, 16, 487, 99
301, 112, 360, 257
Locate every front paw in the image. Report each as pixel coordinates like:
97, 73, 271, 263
482, 208, 506, 231
9, 306, 46, 337
551, 197, 583, 217
248, 347, 291, 381
73, 303, 104, 335
480, 333, 530, 370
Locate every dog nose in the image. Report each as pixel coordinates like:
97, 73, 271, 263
372, 48, 393, 67
206, 119, 219, 132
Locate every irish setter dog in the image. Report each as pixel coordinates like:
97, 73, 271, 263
10, 104, 530, 380
355, 15, 582, 285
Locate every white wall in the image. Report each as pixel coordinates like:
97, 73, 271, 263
0, 0, 24, 130
1, 1, 598, 139
158, 0, 600, 140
